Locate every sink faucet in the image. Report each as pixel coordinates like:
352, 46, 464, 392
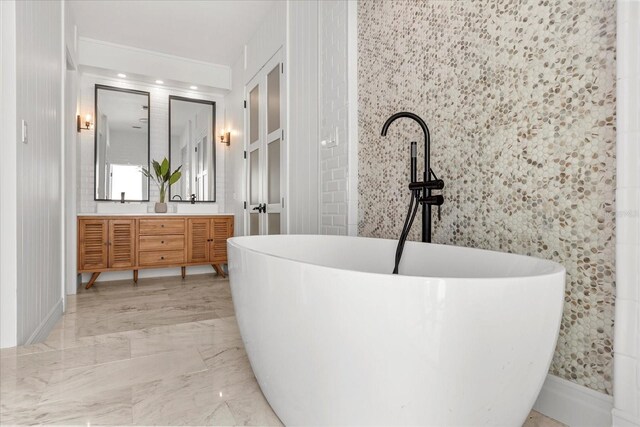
172, 194, 182, 201
190, 193, 196, 204
381, 112, 444, 273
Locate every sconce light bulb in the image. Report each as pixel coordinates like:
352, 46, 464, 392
85, 114, 92, 122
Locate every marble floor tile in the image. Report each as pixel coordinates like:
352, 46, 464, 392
523, 411, 566, 427
0, 274, 562, 426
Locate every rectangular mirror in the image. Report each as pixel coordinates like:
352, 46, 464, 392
94, 85, 150, 201
169, 96, 216, 202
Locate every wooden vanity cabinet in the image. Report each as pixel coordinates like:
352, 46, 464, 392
78, 218, 135, 271
186, 217, 235, 276
78, 215, 234, 289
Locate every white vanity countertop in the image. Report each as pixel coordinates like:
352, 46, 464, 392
77, 213, 234, 217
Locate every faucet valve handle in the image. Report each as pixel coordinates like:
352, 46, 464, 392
438, 204, 441, 221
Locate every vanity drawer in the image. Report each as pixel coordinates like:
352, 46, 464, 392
139, 235, 184, 251
139, 219, 185, 235
139, 250, 185, 266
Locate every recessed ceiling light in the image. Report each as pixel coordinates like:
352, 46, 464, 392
155, 80, 164, 84
190, 85, 198, 90
117, 73, 126, 78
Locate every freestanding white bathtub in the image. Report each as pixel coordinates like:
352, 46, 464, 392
227, 235, 565, 427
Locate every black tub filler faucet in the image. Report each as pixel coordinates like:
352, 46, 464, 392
381, 112, 444, 274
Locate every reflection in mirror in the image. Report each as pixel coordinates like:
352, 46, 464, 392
169, 96, 216, 202
94, 85, 150, 201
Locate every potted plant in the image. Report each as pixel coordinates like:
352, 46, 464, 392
142, 158, 182, 213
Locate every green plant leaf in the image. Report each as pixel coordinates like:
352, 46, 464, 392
141, 168, 151, 178
160, 158, 169, 178
152, 160, 162, 179
169, 171, 182, 186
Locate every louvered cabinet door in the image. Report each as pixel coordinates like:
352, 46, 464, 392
79, 219, 108, 270
187, 218, 210, 263
108, 219, 136, 268
210, 217, 234, 263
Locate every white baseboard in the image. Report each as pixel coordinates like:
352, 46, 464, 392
613, 409, 640, 427
534, 374, 613, 427
24, 299, 63, 345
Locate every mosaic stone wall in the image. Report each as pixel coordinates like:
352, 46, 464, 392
358, 0, 616, 394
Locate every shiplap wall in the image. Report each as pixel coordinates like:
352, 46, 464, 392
287, 0, 320, 234
15, 0, 64, 344
1, 0, 19, 348
77, 74, 226, 213
224, 55, 246, 237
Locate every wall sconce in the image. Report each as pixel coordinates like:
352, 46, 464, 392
77, 114, 93, 132
220, 130, 231, 146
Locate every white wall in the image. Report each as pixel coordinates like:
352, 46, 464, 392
0, 0, 18, 349
79, 37, 231, 92
287, 0, 320, 234
613, 2, 640, 426
77, 74, 226, 213
319, 0, 349, 236
6, 0, 65, 346
225, 54, 247, 237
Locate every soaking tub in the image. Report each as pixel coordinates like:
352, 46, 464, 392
227, 235, 565, 426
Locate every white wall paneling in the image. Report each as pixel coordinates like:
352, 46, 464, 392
614, 2, 640, 426
224, 54, 247, 237
64, 4, 79, 296
0, 0, 19, 349
287, 0, 320, 234
346, 0, 359, 237
11, 0, 64, 345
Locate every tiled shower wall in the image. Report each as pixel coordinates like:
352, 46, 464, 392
320, 0, 349, 235
358, 0, 616, 395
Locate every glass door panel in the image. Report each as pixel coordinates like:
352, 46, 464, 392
268, 213, 281, 235
268, 139, 280, 204
249, 149, 260, 205
250, 213, 260, 236
267, 65, 280, 135
249, 85, 260, 144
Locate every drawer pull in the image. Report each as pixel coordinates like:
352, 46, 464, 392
161, 256, 165, 260
161, 224, 164, 228
161, 241, 165, 244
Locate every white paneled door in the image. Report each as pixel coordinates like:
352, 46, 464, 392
246, 50, 286, 236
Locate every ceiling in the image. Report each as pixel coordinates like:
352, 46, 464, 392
70, 0, 276, 66
98, 89, 149, 132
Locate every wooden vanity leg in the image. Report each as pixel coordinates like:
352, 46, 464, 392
85, 272, 101, 289
212, 264, 227, 278
133, 270, 138, 284
181, 266, 186, 279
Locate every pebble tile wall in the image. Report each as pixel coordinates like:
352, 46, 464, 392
358, 0, 616, 394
